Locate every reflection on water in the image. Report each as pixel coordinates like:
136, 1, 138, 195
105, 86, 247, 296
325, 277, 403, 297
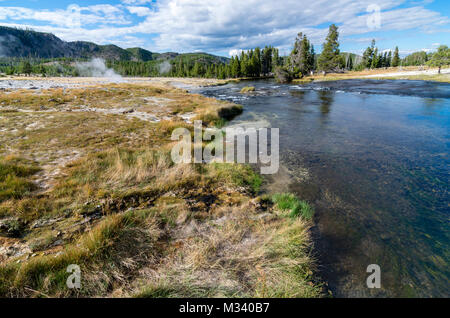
318, 90, 333, 116
195, 79, 450, 297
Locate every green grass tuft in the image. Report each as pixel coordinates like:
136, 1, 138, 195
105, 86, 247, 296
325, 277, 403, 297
209, 163, 262, 193
0, 158, 40, 202
272, 193, 314, 220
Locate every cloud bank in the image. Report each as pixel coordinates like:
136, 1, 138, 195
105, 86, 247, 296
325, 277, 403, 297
0, 0, 448, 54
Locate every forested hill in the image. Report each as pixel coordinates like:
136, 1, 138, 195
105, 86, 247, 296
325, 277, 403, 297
0, 26, 228, 64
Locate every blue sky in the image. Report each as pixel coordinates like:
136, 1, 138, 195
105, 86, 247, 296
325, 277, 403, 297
0, 0, 448, 57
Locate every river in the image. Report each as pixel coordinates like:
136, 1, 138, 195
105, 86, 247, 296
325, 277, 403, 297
192, 79, 449, 297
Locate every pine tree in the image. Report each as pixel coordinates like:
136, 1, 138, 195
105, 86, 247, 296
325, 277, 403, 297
192, 62, 200, 77
261, 46, 273, 75
19, 61, 32, 76
362, 39, 376, 69
231, 56, 240, 78
309, 45, 316, 73
387, 51, 392, 67
38, 64, 46, 77
392, 47, 400, 67
427, 45, 450, 74
346, 55, 353, 70
218, 64, 226, 79
382, 52, 387, 68
272, 48, 279, 71
177, 59, 184, 77
250, 52, 259, 77
240, 51, 248, 77
254, 47, 261, 76
290, 33, 314, 77
317, 24, 341, 73
371, 48, 379, 69
6, 66, 15, 75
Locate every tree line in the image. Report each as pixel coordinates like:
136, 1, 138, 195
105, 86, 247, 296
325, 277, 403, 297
274, 24, 342, 82
163, 46, 281, 79
1, 29, 448, 78
274, 24, 449, 82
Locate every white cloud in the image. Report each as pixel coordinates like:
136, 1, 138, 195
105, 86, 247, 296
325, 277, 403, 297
0, 0, 448, 54
127, 6, 152, 17
125, 0, 449, 52
0, 5, 131, 28
121, 0, 153, 4
229, 49, 243, 57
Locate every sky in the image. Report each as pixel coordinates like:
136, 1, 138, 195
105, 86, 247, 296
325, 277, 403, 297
0, 0, 448, 57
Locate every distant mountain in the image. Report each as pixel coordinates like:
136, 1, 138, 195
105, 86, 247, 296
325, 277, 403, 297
0, 26, 228, 64
125, 47, 158, 62
173, 53, 230, 65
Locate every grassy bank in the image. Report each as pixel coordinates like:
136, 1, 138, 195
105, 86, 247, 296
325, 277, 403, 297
292, 66, 450, 84
0, 81, 322, 298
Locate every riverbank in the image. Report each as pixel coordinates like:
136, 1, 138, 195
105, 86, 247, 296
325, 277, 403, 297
293, 66, 450, 84
0, 78, 323, 298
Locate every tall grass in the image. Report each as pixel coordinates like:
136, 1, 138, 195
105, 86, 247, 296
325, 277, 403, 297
255, 218, 321, 297
0, 209, 161, 297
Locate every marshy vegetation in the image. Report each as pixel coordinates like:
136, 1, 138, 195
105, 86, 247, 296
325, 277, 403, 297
0, 81, 321, 298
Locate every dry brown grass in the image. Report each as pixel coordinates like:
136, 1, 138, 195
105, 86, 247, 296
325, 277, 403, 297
131, 205, 321, 298
292, 66, 449, 83
0, 80, 322, 298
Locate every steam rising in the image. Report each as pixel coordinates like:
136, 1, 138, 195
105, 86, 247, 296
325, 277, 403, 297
75, 58, 122, 81
158, 61, 172, 74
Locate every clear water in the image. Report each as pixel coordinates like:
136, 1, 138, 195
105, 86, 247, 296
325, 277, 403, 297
194, 79, 450, 297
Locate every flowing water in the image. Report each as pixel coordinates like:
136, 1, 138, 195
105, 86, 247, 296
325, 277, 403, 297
193, 79, 450, 297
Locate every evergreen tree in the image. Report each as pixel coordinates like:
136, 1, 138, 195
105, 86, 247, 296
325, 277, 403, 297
371, 48, 379, 69
427, 45, 450, 74
272, 48, 279, 70
192, 62, 200, 77
5, 66, 15, 75
36, 64, 45, 76
250, 51, 259, 77
261, 46, 273, 75
346, 55, 353, 70
254, 47, 261, 76
233, 56, 241, 77
382, 52, 388, 68
392, 46, 400, 67
362, 39, 376, 69
310, 45, 316, 71
290, 33, 314, 77
317, 24, 341, 73
218, 64, 226, 79
403, 51, 428, 66
240, 51, 248, 77
19, 61, 32, 75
